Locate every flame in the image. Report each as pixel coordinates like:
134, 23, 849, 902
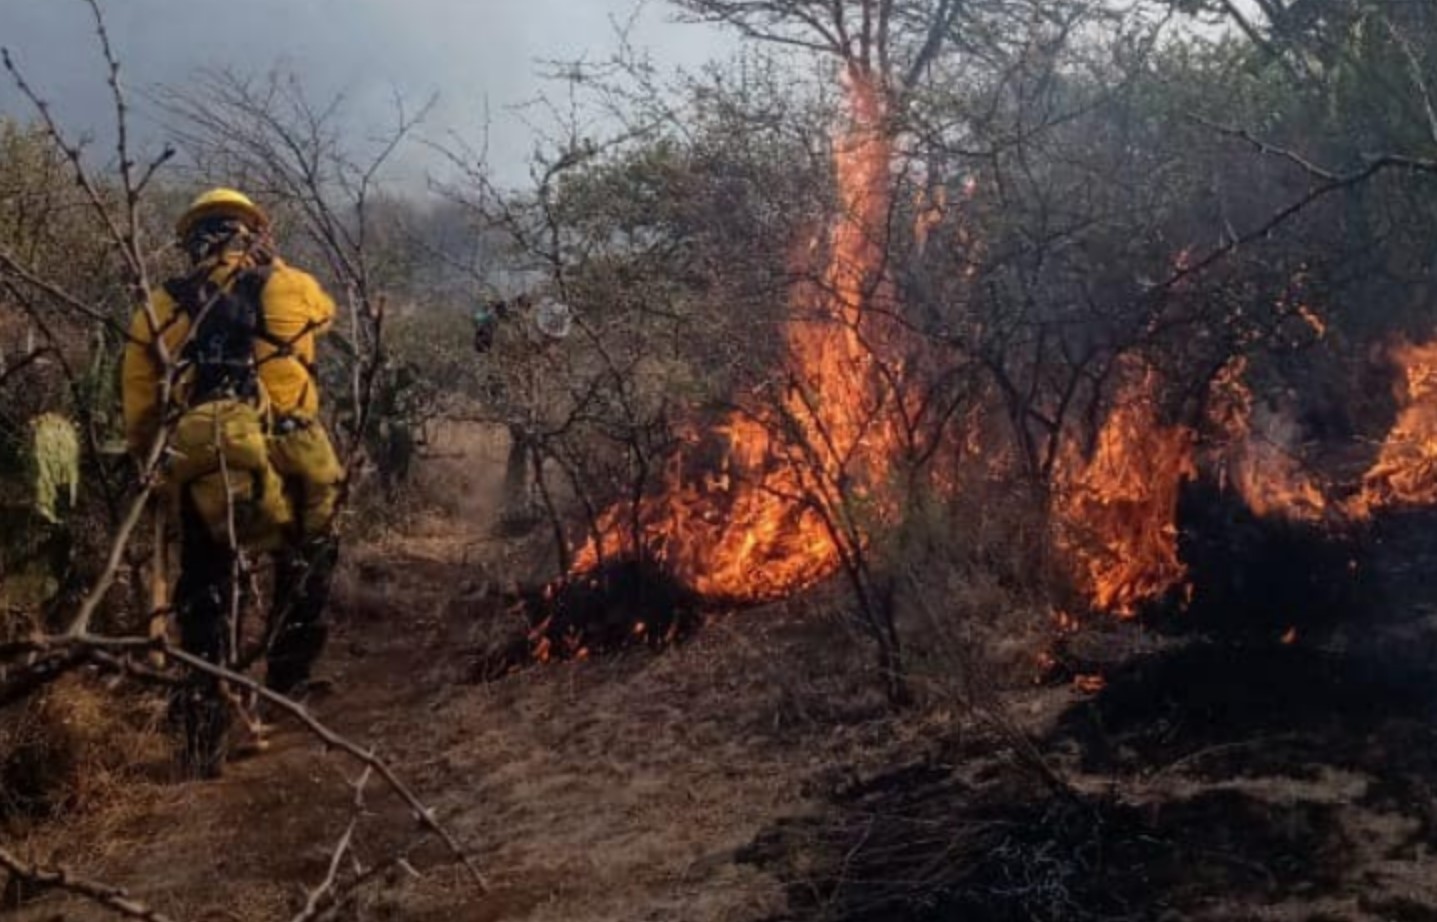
1295, 304, 1327, 339
1209, 356, 1328, 522
1353, 338, 1437, 513
569, 69, 902, 602
1074, 674, 1107, 694
1052, 609, 1080, 635
1055, 361, 1196, 617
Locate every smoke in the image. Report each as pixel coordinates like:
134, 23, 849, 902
0, 0, 731, 189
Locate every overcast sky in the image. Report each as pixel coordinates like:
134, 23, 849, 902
0, 0, 735, 190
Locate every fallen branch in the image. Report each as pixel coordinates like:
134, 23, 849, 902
159, 642, 485, 891
310, 850, 419, 922
291, 765, 372, 922
0, 846, 179, 922
0, 650, 88, 709
292, 821, 358, 922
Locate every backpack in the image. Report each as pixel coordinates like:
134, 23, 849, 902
167, 264, 274, 404
163, 264, 294, 550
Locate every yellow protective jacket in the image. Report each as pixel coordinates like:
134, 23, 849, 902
122, 255, 337, 457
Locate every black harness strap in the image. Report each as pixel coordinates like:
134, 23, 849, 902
169, 262, 274, 405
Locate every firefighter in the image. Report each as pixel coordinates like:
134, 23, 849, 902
122, 188, 345, 771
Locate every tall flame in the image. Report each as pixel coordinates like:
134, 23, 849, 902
570, 69, 901, 602
1054, 362, 1197, 617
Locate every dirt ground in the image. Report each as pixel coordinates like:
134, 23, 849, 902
0, 424, 926, 920
6, 423, 1437, 921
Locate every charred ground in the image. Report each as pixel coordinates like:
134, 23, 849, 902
739, 484, 1437, 922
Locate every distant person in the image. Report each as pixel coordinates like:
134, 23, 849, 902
470, 293, 573, 533
122, 188, 344, 774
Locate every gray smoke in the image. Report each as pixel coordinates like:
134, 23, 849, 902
0, 0, 731, 188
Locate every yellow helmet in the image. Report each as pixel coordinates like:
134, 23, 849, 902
175, 187, 269, 240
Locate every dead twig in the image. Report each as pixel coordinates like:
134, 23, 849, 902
1187, 114, 1340, 183
292, 823, 359, 922
290, 765, 373, 922
0, 846, 180, 922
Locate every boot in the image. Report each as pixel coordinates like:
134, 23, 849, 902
266, 534, 338, 697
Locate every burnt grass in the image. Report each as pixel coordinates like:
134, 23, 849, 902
744, 641, 1437, 921
472, 556, 707, 679
1170, 478, 1372, 641
742, 497, 1437, 921
739, 767, 1356, 922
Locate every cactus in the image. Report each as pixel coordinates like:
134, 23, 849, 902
1, 414, 80, 621
28, 413, 79, 525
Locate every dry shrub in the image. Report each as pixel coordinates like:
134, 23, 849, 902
0, 677, 165, 825
887, 481, 1055, 704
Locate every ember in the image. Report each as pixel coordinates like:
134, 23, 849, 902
476, 558, 702, 678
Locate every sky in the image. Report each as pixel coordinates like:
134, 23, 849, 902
0, 0, 735, 190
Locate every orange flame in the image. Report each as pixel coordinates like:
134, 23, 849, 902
1295, 304, 1327, 339
1209, 356, 1329, 522
570, 70, 903, 602
1055, 361, 1196, 617
1353, 338, 1437, 514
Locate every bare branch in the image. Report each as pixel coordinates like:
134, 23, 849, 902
1155, 151, 1437, 295
1188, 114, 1340, 181
0, 247, 132, 337
289, 764, 375, 922
901, 0, 960, 89
0, 846, 180, 922
291, 823, 359, 921
1380, 11, 1437, 148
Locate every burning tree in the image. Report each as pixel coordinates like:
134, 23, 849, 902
525, 0, 1437, 683
513, 0, 1027, 703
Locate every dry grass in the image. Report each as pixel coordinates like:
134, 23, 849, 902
881, 484, 1058, 705
0, 677, 169, 827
